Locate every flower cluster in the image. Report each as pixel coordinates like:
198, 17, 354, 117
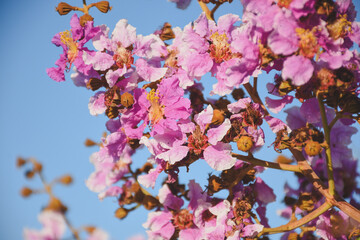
44, 0, 360, 239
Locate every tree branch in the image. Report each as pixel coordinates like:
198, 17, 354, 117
232, 153, 301, 172
261, 201, 332, 235
290, 148, 360, 223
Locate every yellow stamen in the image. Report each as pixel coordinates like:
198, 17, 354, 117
59, 30, 78, 65
209, 32, 232, 63
296, 28, 319, 59
147, 89, 164, 124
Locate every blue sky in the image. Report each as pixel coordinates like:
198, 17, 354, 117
1, 0, 360, 239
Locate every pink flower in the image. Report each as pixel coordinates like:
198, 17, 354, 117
47, 14, 100, 82
24, 211, 66, 240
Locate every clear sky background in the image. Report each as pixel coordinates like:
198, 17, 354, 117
1, 0, 360, 240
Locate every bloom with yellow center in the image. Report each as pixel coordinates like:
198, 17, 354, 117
296, 28, 319, 59
113, 43, 134, 69
209, 32, 232, 63
59, 30, 79, 68
147, 89, 164, 125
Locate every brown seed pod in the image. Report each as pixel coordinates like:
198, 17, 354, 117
56, 2, 75, 16
95, 1, 112, 13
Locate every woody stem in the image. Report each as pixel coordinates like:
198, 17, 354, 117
198, 2, 213, 20
231, 153, 301, 172
317, 94, 335, 196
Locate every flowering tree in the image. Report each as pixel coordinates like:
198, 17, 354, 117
19, 0, 360, 239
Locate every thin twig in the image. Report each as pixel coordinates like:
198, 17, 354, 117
261, 201, 332, 235
198, 1, 213, 20
232, 153, 301, 172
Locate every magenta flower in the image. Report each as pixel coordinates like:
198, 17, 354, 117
47, 14, 100, 82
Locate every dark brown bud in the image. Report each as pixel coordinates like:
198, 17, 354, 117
25, 170, 35, 179
21, 187, 33, 197
87, 78, 105, 91
47, 197, 68, 213
297, 193, 314, 211
338, 94, 360, 114
207, 175, 222, 195
121, 92, 134, 108
278, 80, 293, 96
243, 168, 256, 184
56, 2, 75, 16
16, 157, 27, 168
139, 162, 153, 173
59, 175, 73, 185
105, 106, 119, 119
95, 1, 112, 13
231, 88, 245, 100
159, 22, 175, 41
79, 14, 94, 27
237, 135, 253, 152
304, 140, 322, 156
142, 195, 159, 210
115, 207, 128, 219
84, 138, 97, 147
211, 109, 225, 125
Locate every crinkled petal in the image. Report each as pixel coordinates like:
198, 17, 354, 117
282, 55, 314, 86
203, 142, 236, 171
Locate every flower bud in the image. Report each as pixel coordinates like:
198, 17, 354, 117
87, 78, 105, 91
59, 175, 73, 185
33, 162, 43, 173
47, 197, 68, 213
304, 140, 322, 156
159, 22, 175, 41
21, 187, 33, 197
115, 207, 128, 219
25, 170, 35, 179
207, 175, 222, 195
121, 92, 134, 108
237, 136, 253, 152
95, 1, 112, 13
79, 14, 94, 27
139, 162, 153, 173
211, 109, 225, 125
105, 106, 119, 119
297, 192, 314, 211
56, 2, 75, 15
231, 88, 245, 100
84, 226, 96, 234
16, 157, 27, 168
84, 138, 97, 147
